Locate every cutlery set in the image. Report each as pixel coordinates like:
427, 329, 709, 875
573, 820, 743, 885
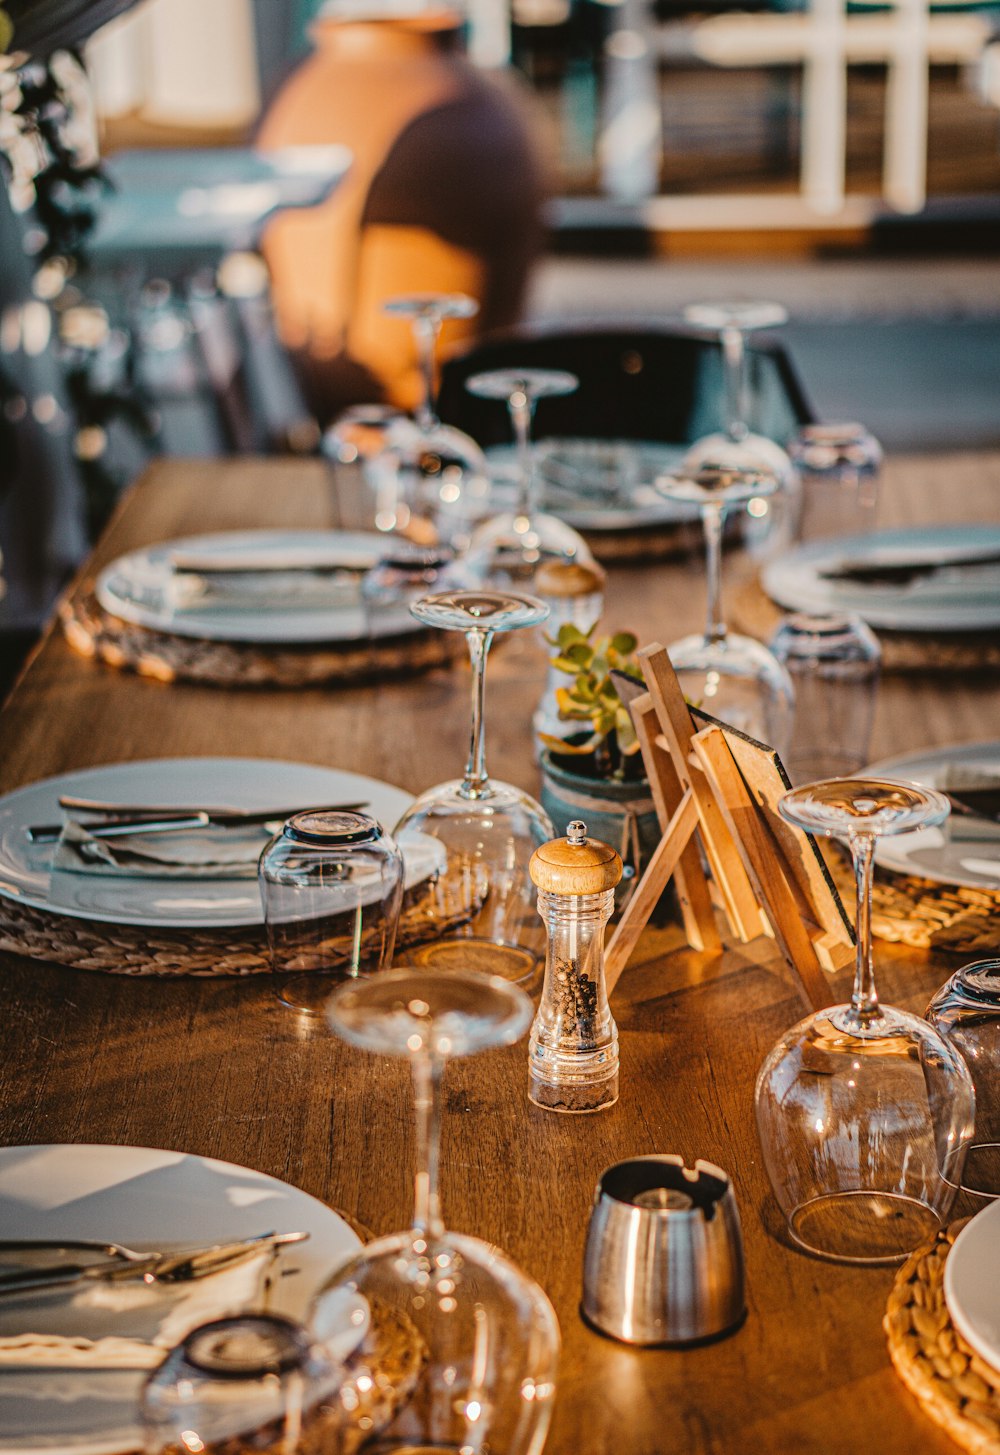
0, 1230, 309, 1298
27, 799, 370, 845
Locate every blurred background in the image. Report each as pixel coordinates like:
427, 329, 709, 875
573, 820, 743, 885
0, 0, 997, 682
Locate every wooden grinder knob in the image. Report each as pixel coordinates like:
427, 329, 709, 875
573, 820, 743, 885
529, 820, 622, 896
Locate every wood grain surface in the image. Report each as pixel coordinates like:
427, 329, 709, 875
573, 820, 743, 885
1, 451, 998, 1455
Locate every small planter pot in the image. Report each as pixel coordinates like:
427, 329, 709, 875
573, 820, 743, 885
539, 747, 662, 911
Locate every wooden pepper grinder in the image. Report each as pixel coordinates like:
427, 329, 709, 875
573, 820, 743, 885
528, 820, 622, 1113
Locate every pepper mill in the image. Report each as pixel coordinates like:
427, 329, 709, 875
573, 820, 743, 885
528, 820, 622, 1113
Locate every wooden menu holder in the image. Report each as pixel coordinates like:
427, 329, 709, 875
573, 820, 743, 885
604, 643, 855, 1011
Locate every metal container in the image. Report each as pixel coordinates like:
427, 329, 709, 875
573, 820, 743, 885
582, 1154, 746, 1346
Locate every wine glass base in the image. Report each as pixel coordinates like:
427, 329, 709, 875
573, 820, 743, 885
405, 935, 540, 985
787, 1191, 941, 1264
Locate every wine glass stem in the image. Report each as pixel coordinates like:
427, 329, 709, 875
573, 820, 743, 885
702, 502, 728, 648
410, 1050, 445, 1240
721, 326, 749, 443
510, 389, 537, 519
413, 314, 440, 432
849, 828, 879, 1020
460, 626, 493, 800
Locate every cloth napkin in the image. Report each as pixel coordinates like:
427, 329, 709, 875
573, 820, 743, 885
52, 818, 274, 879
166, 568, 365, 614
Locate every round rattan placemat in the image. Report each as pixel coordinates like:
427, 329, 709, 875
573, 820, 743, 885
885, 1219, 1000, 1454
731, 577, 1000, 674
0, 875, 484, 976
60, 590, 463, 688
825, 850, 1000, 955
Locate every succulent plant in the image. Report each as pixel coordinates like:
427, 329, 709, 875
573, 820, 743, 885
538, 623, 643, 780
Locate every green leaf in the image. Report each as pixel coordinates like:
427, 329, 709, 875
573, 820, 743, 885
556, 622, 589, 649
610, 631, 639, 656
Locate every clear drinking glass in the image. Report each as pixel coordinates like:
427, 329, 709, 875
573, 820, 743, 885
926, 959, 1000, 1201
259, 810, 404, 1017
464, 368, 595, 587
788, 422, 882, 543
380, 294, 492, 547
142, 1314, 348, 1455
392, 590, 555, 984
655, 461, 795, 752
360, 544, 465, 637
755, 777, 975, 1264
682, 301, 799, 557
769, 612, 882, 784
313, 965, 560, 1455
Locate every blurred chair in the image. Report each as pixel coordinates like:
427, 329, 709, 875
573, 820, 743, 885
435, 323, 815, 447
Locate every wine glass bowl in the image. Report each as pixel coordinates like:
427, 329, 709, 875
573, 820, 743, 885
380, 294, 491, 549
464, 367, 595, 586
926, 958, 1000, 1201
315, 966, 559, 1455
655, 462, 794, 749
755, 776, 975, 1265
393, 590, 554, 983
682, 300, 798, 555
142, 1314, 348, 1455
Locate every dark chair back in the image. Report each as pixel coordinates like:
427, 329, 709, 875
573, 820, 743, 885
436, 324, 815, 448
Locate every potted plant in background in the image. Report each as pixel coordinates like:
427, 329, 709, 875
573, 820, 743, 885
537, 624, 661, 906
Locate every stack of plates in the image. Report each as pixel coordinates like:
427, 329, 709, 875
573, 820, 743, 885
0, 1144, 361, 1455
762, 525, 1000, 634
0, 759, 413, 932
866, 742, 1000, 892
96, 531, 403, 646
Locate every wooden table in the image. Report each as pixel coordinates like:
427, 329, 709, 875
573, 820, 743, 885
1, 451, 998, 1454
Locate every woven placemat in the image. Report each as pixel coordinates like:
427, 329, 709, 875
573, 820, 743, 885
825, 849, 1000, 955
0, 875, 484, 977
60, 590, 463, 688
885, 1219, 1000, 1454
731, 577, 1000, 674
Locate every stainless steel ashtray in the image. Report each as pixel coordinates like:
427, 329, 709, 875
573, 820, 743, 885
581, 1154, 746, 1346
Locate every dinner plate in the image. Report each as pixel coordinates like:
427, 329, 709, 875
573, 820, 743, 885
0, 1144, 362, 1455
944, 1201, 1000, 1376
865, 742, 1000, 890
96, 531, 415, 644
485, 439, 694, 531
0, 758, 414, 928
761, 525, 1000, 632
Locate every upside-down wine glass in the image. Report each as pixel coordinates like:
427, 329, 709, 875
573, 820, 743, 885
655, 461, 794, 751
755, 778, 976, 1265
313, 965, 560, 1455
683, 301, 798, 556
392, 590, 555, 983
463, 368, 595, 586
376, 294, 492, 545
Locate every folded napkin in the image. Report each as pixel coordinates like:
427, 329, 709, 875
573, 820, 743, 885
0, 1249, 269, 1370
52, 819, 273, 879
166, 568, 364, 614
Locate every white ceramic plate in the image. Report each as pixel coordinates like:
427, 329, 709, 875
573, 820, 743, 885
0, 758, 413, 928
761, 525, 1000, 632
96, 531, 416, 644
944, 1200, 1000, 1376
0, 1144, 362, 1455
865, 742, 1000, 890
486, 439, 694, 531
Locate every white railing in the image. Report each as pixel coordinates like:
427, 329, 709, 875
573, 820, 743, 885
584, 0, 995, 226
